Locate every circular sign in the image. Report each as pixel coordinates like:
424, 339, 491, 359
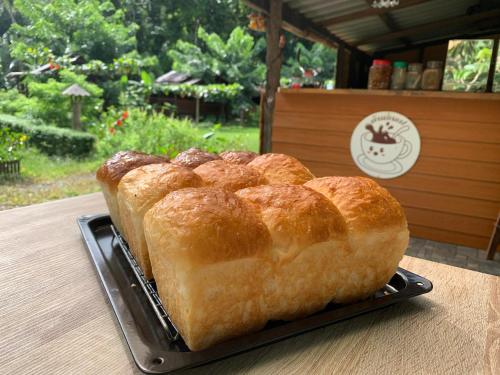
350, 111, 420, 179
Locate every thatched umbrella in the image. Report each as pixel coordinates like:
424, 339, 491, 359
62, 84, 90, 130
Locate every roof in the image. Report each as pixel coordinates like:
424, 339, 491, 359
245, 0, 500, 54
62, 84, 90, 96
155, 70, 201, 85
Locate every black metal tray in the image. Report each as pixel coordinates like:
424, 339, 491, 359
78, 214, 433, 374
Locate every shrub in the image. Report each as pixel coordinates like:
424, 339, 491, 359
0, 89, 39, 118
0, 114, 95, 157
0, 127, 28, 161
94, 108, 251, 158
26, 70, 103, 128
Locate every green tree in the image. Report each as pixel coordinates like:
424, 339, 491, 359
443, 39, 494, 92
281, 41, 337, 83
26, 70, 103, 128
114, 0, 248, 71
168, 26, 265, 112
9, 0, 137, 67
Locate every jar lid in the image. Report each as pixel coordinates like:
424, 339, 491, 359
373, 59, 391, 66
393, 61, 408, 68
408, 62, 423, 71
427, 60, 443, 68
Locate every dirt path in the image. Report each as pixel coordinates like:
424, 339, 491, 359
0, 173, 99, 211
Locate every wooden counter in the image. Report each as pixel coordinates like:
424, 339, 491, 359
0, 193, 499, 374
272, 89, 500, 250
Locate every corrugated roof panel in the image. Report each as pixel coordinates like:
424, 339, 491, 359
285, 0, 368, 22
391, 0, 478, 29
306, 1, 368, 22
256, 0, 493, 52
329, 16, 390, 44
364, 40, 406, 52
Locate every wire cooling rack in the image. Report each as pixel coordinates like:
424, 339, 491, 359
111, 225, 180, 341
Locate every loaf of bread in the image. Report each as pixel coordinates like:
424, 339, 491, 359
98, 149, 408, 351
304, 177, 408, 302
117, 163, 203, 279
247, 153, 314, 184
193, 160, 267, 192
143, 175, 407, 350
172, 147, 220, 169
236, 185, 349, 320
96, 151, 167, 235
144, 188, 272, 351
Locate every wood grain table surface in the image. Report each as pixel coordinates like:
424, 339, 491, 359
0, 192, 498, 375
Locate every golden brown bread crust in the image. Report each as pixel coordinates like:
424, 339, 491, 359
117, 163, 203, 279
219, 151, 258, 165
96, 151, 167, 234
172, 148, 220, 169
305, 176, 408, 303
236, 185, 347, 252
144, 187, 273, 350
247, 153, 314, 185
96, 151, 168, 191
236, 184, 350, 321
193, 160, 267, 192
143, 176, 408, 349
304, 176, 407, 232
144, 187, 272, 265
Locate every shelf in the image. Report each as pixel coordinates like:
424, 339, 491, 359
278, 88, 500, 100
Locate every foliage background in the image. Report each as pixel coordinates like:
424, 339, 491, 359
443, 39, 496, 92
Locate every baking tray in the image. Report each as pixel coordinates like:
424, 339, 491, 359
78, 214, 433, 374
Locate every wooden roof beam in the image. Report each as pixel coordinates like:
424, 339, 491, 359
363, 0, 411, 47
320, 0, 431, 27
245, 0, 370, 58
355, 8, 500, 47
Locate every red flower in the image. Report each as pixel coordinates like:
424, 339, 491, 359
49, 62, 54, 70
109, 127, 116, 134
122, 111, 129, 120
116, 119, 123, 127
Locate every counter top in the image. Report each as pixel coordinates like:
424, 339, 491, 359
279, 88, 500, 100
0, 193, 498, 374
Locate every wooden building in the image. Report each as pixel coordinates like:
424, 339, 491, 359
246, 0, 500, 253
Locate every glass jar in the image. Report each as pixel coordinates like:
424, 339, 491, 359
422, 61, 443, 90
390, 61, 407, 90
405, 63, 423, 90
368, 59, 391, 89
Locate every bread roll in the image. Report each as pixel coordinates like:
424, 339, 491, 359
219, 150, 258, 165
117, 163, 203, 279
96, 151, 167, 234
304, 176, 408, 302
236, 184, 349, 320
144, 188, 273, 351
193, 160, 267, 192
172, 147, 220, 169
247, 153, 314, 185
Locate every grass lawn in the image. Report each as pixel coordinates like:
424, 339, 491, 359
193, 124, 260, 152
0, 125, 259, 210
0, 150, 103, 210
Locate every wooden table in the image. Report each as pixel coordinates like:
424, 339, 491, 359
0, 193, 498, 374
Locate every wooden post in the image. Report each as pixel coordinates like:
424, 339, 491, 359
486, 38, 498, 93
262, 0, 283, 154
195, 97, 200, 123
72, 98, 82, 130
335, 45, 345, 89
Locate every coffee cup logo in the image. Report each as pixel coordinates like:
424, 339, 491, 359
351, 111, 420, 179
